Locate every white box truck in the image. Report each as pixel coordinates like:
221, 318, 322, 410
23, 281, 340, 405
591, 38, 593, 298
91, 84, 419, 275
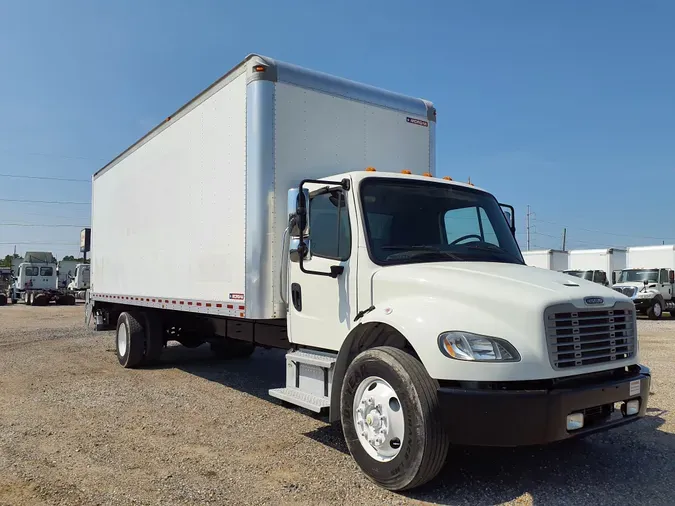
522, 249, 569, 271
564, 248, 627, 286
85, 54, 650, 491
613, 245, 675, 319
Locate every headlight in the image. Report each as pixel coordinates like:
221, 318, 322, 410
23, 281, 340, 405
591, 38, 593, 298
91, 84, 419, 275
438, 331, 520, 362
636, 292, 653, 299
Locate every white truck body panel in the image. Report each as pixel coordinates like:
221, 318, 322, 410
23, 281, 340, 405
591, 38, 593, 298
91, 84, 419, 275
91, 55, 435, 320
58, 260, 79, 288
627, 245, 675, 269
522, 249, 568, 271
568, 248, 627, 279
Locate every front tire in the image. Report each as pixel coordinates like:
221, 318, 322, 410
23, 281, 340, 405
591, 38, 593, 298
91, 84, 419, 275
647, 301, 663, 320
340, 346, 449, 491
116, 312, 145, 368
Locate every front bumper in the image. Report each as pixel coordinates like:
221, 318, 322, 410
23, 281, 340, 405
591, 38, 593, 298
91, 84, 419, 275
437, 365, 651, 447
632, 298, 652, 310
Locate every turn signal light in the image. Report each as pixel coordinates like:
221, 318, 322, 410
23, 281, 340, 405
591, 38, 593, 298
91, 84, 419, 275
253, 65, 266, 72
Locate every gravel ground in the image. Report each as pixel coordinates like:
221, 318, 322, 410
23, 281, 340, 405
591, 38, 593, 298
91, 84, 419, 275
0, 304, 673, 506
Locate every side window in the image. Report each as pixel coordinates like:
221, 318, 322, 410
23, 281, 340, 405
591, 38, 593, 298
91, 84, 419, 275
444, 206, 499, 245
660, 269, 668, 283
595, 271, 607, 285
309, 191, 351, 260
26, 266, 39, 276
40, 267, 53, 276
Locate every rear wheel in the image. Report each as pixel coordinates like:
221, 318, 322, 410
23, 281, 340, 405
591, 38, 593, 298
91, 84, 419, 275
33, 293, 49, 306
116, 312, 145, 368
340, 346, 449, 491
142, 312, 165, 364
61, 294, 76, 306
0, 294, 7, 306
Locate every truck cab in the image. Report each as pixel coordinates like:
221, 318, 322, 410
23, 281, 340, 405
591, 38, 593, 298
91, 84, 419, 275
563, 269, 611, 286
613, 267, 675, 319
67, 263, 90, 291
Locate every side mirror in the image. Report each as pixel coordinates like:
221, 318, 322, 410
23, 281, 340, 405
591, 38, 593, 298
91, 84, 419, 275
287, 188, 311, 263
499, 203, 516, 234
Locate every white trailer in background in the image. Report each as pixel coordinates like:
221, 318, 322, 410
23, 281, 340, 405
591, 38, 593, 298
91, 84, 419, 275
613, 245, 675, 319
522, 249, 569, 271
85, 53, 650, 491
564, 248, 627, 286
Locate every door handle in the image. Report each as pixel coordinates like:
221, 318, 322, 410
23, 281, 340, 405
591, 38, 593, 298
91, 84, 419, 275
291, 283, 302, 312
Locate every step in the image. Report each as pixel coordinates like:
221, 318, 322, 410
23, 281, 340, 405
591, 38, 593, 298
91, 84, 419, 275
268, 387, 330, 413
286, 350, 337, 369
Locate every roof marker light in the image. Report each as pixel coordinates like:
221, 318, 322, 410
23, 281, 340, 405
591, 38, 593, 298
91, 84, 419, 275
365, 167, 377, 172
401, 170, 412, 174
422, 172, 432, 177
443, 176, 453, 181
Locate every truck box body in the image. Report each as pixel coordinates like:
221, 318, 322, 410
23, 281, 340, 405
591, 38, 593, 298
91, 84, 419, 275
627, 245, 675, 269
90, 54, 436, 320
522, 249, 568, 271
567, 248, 627, 281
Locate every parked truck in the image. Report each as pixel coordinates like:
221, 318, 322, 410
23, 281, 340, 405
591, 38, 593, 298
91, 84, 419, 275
85, 54, 650, 491
0, 267, 12, 305
522, 249, 569, 271
67, 263, 90, 299
613, 245, 675, 319
10, 251, 76, 306
563, 248, 627, 286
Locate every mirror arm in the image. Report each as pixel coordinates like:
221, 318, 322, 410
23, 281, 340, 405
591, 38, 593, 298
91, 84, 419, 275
297, 178, 350, 279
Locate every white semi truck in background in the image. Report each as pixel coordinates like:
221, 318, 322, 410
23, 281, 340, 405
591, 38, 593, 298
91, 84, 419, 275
564, 248, 627, 286
522, 249, 569, 271
67, 263, 90, 299
9, 252, 76, 306
613, 245, 675, 319
85, 54, 650, 491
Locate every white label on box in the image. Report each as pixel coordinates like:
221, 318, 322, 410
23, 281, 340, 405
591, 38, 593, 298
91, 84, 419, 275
629, 379, 640, 397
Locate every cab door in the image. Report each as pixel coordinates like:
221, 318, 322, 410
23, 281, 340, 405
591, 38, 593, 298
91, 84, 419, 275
659, 269, 671, 298
287, 182, 358, 352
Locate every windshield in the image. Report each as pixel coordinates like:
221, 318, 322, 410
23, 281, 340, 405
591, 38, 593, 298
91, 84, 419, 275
360, 178, 524, 265
564, 270, 593, 280
617, 269, 658, 283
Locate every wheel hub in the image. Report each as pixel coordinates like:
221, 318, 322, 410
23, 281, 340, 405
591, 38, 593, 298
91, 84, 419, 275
353, 377, 405, 462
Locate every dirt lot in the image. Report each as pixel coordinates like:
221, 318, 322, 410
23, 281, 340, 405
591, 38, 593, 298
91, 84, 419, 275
0, 304, 673, 506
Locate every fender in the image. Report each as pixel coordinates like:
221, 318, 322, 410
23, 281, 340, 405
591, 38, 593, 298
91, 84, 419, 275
329, 296, 530, 422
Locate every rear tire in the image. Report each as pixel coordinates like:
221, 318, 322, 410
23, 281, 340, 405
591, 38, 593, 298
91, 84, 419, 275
61, 294, 76, 306
647, 301, 663, 320
142, 312, 165, 364
33, 293, 49, 306
116, 312, 145, 368
0, 294, 7, 306
340, 346, 449, 491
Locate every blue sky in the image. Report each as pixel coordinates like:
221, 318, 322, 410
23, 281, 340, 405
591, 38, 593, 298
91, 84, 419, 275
1, 0, 674, 258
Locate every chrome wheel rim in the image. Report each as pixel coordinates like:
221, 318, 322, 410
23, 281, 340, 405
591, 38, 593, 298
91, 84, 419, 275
117, 321, 128, 357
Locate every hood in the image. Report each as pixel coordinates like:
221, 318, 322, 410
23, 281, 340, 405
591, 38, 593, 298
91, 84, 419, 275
372, 262, 627, 313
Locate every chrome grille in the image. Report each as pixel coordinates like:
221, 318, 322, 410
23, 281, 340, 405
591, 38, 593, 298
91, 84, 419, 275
544, 304, 636, 370
613, 286, 637, 298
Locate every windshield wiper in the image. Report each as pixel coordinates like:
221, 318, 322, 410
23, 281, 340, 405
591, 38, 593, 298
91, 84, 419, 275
382, 245, 463, 261
464, 242, 524, 263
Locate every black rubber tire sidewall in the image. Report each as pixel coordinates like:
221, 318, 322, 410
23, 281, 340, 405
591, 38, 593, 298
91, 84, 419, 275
0, 294, 6, 306
341, 349, 428, 490
116, 312, 145, 368
143, 312, 165, 364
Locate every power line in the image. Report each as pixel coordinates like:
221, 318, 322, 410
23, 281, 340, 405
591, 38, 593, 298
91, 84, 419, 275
531, 217, 675, 241
0, 223, 88, 228
0, 148, 104, 162
0, 173, 89, 183
0, 198, 90, 205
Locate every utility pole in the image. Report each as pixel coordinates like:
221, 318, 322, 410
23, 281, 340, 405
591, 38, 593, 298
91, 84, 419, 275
562, 228, 567, 251
526, 205, 531, 251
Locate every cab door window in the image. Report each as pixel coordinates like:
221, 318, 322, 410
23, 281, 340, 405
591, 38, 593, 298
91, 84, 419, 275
309, 191, 351, 260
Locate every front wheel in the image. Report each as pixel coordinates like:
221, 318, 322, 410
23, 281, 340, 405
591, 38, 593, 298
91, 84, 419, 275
340, 347, 449, 491
647, 301, 663, 320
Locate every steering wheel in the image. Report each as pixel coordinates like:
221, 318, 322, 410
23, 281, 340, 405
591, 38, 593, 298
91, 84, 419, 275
449, 234, 482, 246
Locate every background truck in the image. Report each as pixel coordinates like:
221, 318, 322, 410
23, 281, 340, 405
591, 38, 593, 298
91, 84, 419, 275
522, 249, 569, 271
613, 244, 675, 319
10, 251, 76, 306
67, 263, 90, 299
0, 267, 12, 305
563, 248, 627, 286
86, 54, 650, 491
